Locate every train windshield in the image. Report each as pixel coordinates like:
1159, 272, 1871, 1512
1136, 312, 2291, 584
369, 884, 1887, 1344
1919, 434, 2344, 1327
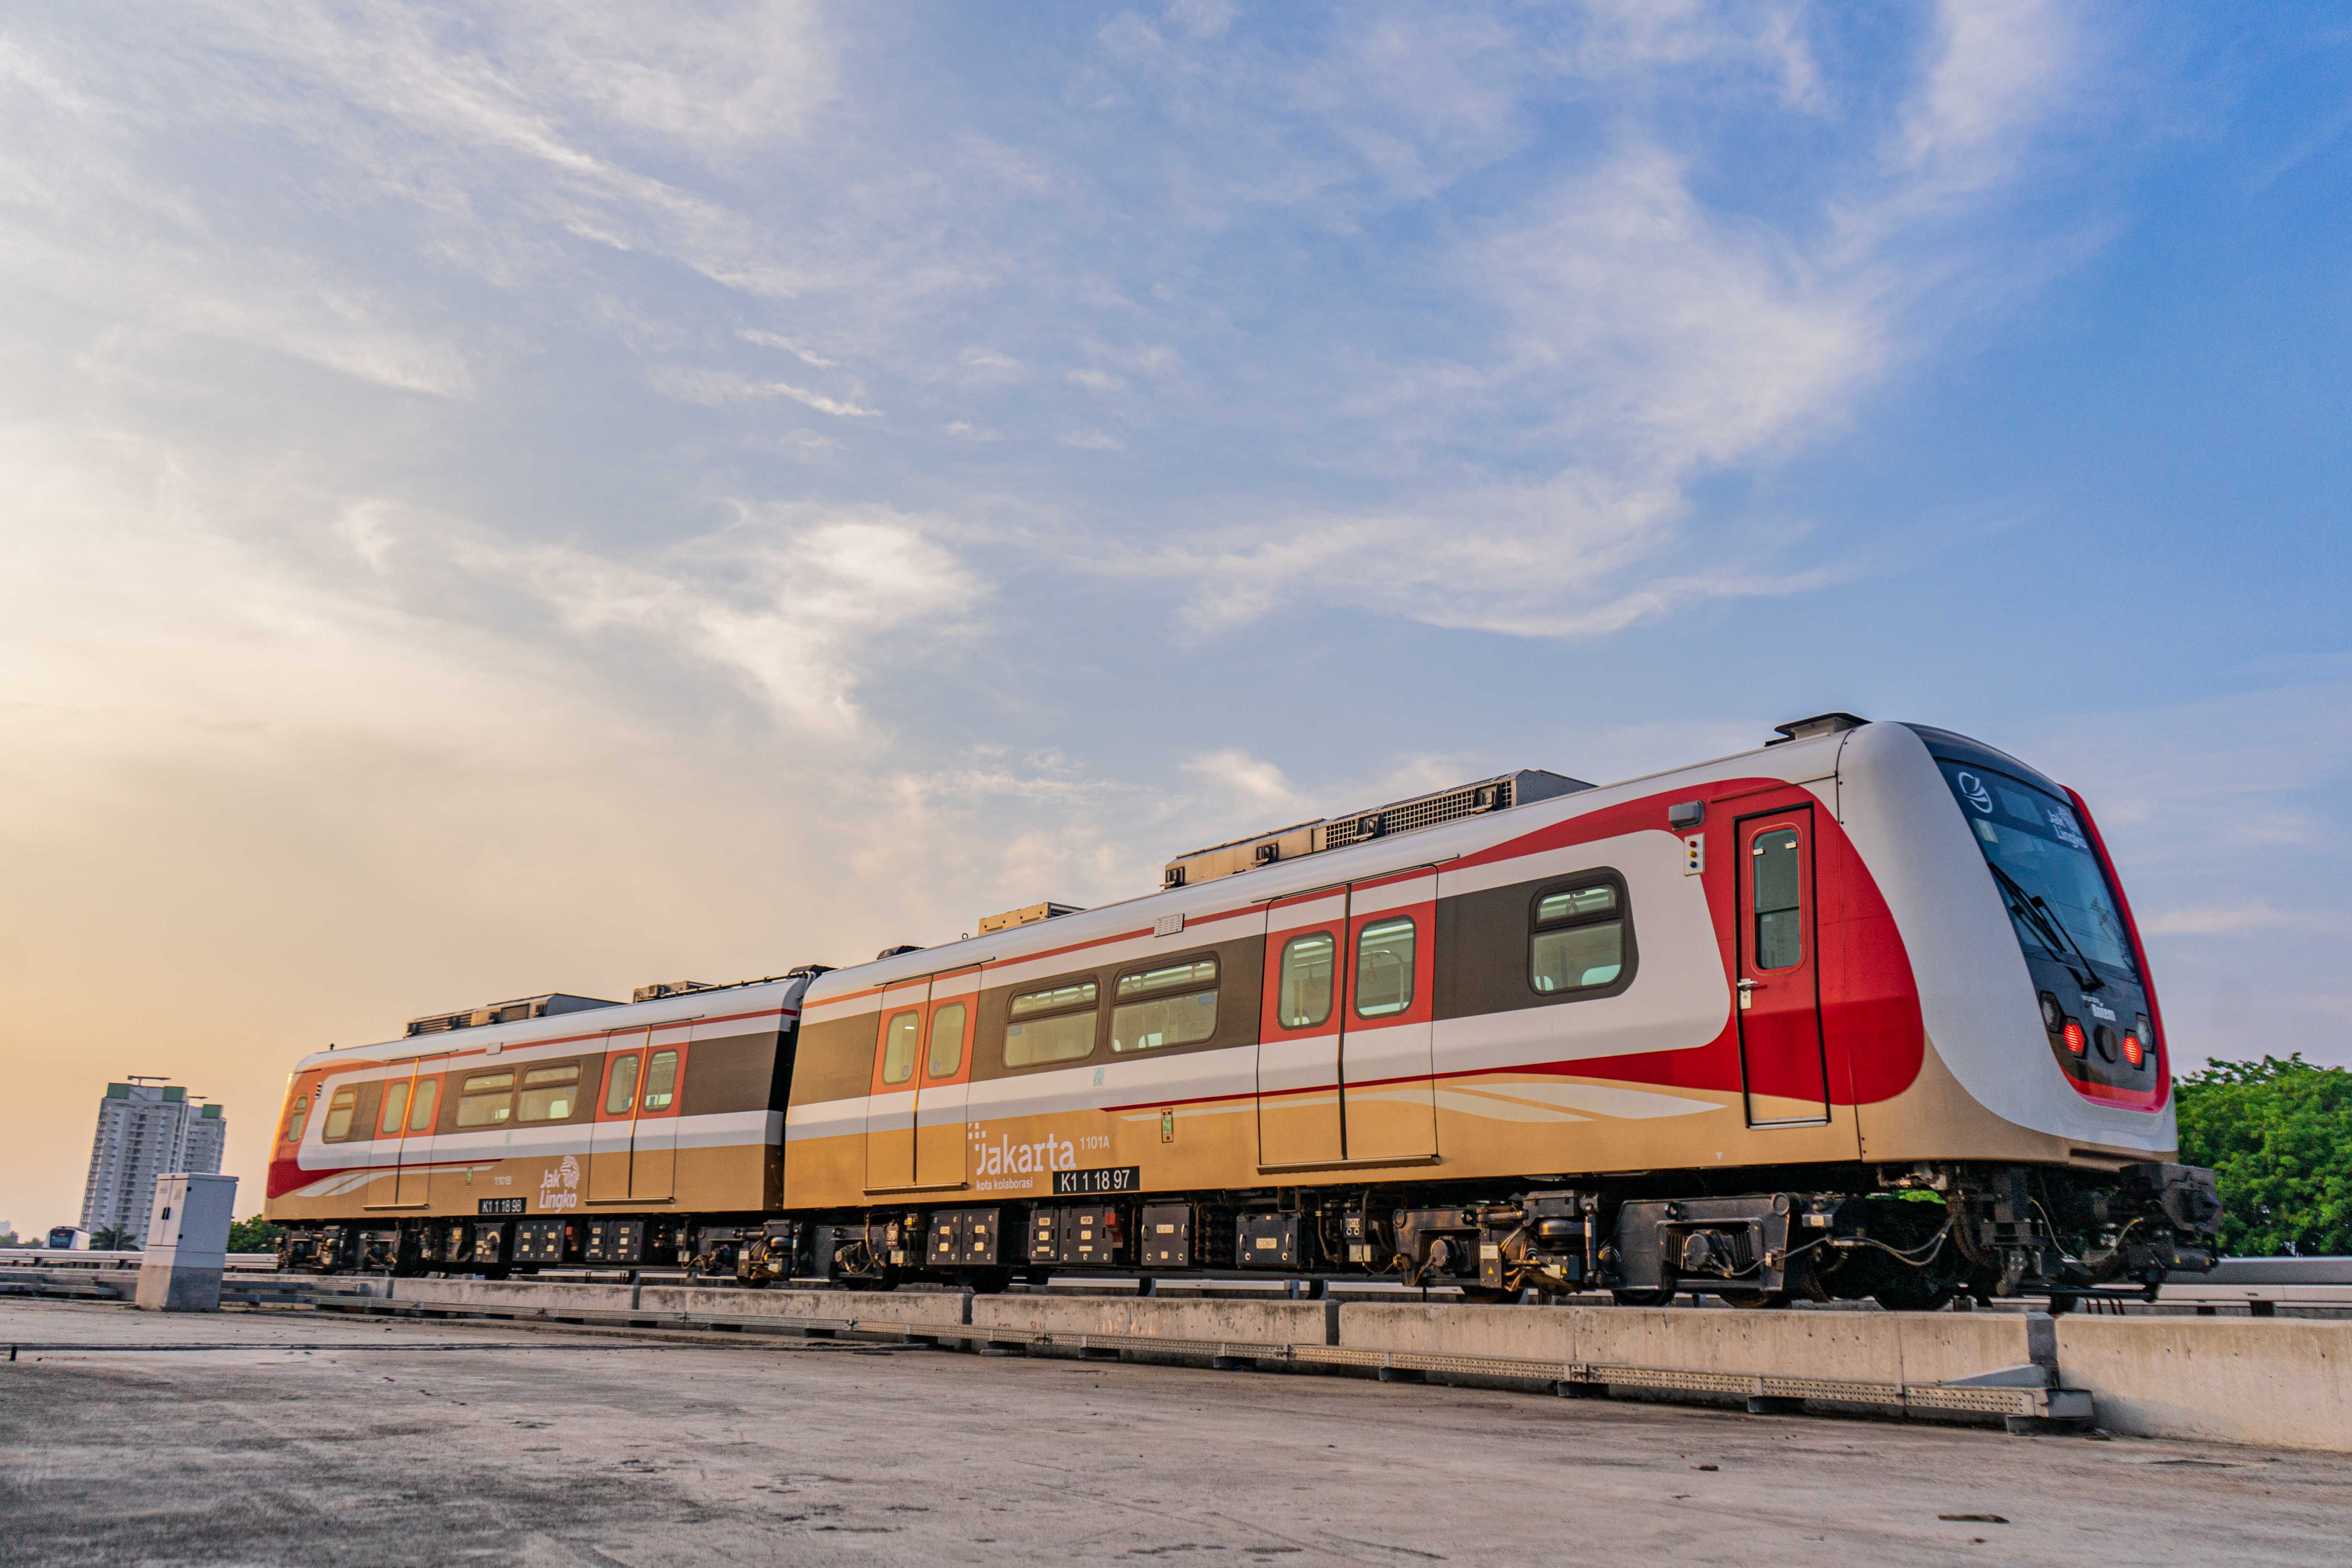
1936, 761, 2141, 983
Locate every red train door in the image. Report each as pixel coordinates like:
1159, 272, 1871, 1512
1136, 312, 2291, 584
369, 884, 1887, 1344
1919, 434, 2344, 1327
913, 968, 979, 1189
1258, 885, 1348, 1167
590, 1031, 646, 1202
864, 978, 929, 1192
1338, 869, 1438, 1162
631, 1033, 687, 1200
393, 1058, 443, 1205
1736, 804, 1831, 1125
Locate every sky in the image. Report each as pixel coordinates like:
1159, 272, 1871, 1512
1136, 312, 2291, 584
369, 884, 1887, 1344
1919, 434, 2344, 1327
2, 2, 2348, 1232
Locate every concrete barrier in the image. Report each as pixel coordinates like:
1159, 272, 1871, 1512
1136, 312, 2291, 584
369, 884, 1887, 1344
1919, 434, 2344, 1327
2055, 1317, 2352, 1454
972, 1294, 1337, 1347
635, 1287, 961, 1327
397, 1278, 636, 1315
1339, 1304, 2043, 1387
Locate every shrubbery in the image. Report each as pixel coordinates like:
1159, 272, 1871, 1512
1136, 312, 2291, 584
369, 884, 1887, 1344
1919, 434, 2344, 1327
2175, 1053, 2352, 1257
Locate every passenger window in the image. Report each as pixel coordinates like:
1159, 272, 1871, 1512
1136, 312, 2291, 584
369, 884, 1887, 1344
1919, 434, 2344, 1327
1531, 881, 1626, 994
408, 1078, 439, 1133
927, 1002, 968, 1079
1112, 957, 1218, 1053
1005, 980, 1099, 1067
1278, 933, 1334, 1029
603, 1055, 639, 1116
378, 1081, 410, 1136
1354, 918, 1415, 1017
643, 1050, 679, 1111
321, 1087, 359, 1142
517, 1063, 580, 1122
880, 1011, 921, 1085
1752, 829, 1803, 970
281, 1096, 309, 1143
455, 1070, 515, 1128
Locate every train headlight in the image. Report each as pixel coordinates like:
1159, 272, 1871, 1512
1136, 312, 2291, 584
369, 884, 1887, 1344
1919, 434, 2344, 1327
2038, 993, 2063, 1031
2121, 1032, 2145, 1069
2061, 1020, 2087, 1056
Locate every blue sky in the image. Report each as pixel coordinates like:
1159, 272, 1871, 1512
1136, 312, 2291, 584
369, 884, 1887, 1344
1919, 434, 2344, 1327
2, 2, 2347, 1224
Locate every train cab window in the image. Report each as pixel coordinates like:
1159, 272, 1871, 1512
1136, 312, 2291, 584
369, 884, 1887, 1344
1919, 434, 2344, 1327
1532, 882, 1625, 994
1752, 830, 1802, 970
456, 1070, 515, 1128
927, 1002, 968, 1079
1005, 980, 1099, 1067
320, 1087, 359, 1142
643, 1050, 679, 1111
1112, 957, 1217, 1053
1278, 933, 1334, 1029
880, 1011, 921, 1085
517, 1063, 581, 1122
281, 1096, 309, 1143
1354, 919, 1416, 1018
603, 1055, 639, 1116
409, 1078, 439, 1133
378, 1081, 410, 1136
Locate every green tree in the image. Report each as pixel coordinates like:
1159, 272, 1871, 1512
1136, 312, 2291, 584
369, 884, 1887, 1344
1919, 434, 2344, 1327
227, 1214, 285, 1254
89, 1225, 133, 1250
2174, 1054, 2352, 1257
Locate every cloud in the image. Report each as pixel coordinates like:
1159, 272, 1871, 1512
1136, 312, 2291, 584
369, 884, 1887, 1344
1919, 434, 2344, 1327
739, 328, 838, 367
650, 367, 878, 417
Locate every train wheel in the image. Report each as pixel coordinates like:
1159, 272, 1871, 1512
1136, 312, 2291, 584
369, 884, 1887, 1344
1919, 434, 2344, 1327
1712, 1289, 1788, 1309
1458, 1287, 1516, 1305
1610, 1288, 1678, 1307
1870, 1276, 1958, 1313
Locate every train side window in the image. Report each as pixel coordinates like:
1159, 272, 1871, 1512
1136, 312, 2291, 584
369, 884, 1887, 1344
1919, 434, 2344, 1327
456, 1070, 515, 1128
378, 1081, 410, 1136
408, 1078, 439, 1133
1531, 881, 1625, 994
1005, 979, 1099, 1067
1112, 956, 1217, 1053
603, 1055, 639, 1116
643, 1050, 680, 1111
1752, 829, 1803, 970
1354, 918, 1415, 1018
320, 1087, 359, 1142
517, 1063, 581, 1122
281, 1096, 309, 1143
880, 1011, 921, 1085
927, 1002, 968, 1079
1278, 933, 1334, 1029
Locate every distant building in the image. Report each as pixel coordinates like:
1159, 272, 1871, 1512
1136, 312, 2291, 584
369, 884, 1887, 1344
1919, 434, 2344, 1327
79, 1081, 226, 1247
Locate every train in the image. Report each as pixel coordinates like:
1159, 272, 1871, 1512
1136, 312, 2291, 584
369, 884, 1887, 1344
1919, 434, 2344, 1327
265, 713, 2222, 1308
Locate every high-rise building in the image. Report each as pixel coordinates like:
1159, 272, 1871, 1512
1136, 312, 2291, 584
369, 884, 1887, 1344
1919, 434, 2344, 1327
79, 1081, 227, 1246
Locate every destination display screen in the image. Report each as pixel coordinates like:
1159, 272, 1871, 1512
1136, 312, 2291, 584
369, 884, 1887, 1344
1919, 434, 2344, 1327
1053, 1166, 1140, 1196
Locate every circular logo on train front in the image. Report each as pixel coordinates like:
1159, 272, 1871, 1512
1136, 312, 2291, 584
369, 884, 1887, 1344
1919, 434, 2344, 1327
1957, 771, 1993, 813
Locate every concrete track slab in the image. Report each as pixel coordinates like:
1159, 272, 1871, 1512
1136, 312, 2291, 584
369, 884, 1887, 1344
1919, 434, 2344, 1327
1, 1300, 2346, 1567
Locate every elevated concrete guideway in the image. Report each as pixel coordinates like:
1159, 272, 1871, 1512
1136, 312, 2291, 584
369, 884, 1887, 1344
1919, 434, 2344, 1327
4, 1299, 2348, 1567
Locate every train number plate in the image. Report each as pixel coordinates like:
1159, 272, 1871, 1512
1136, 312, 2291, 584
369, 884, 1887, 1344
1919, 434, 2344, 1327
477, 1198, 526, 1215
1053, 1166, 1140, 1196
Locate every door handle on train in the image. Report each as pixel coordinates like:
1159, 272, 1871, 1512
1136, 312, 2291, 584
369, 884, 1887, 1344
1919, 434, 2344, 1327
1737, 979, 1762, 990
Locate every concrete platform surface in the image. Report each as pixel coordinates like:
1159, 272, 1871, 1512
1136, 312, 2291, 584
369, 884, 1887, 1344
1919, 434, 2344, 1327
3, 1301, 2348, 1567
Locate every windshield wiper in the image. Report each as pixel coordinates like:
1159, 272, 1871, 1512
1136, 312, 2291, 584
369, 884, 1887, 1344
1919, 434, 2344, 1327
1986, 863, 2105, 992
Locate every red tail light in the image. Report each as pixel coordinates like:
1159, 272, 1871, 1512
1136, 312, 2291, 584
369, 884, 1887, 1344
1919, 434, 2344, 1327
2062, 1020, 2087, 1056
2121, 1032, 2145, 1068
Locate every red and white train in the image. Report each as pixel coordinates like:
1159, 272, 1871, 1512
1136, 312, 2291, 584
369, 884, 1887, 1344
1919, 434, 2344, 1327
268, 714, 2220, 1307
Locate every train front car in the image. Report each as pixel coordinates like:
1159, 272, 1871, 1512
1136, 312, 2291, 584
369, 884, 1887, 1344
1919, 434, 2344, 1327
1833, 720, 2220, 1305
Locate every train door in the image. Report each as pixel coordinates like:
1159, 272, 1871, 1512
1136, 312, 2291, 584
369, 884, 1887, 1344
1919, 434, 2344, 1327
1256, 885, 1348, 1167
630, 1035, 686, 1200
1338, 870, 1439, 1161
1736, 803, 1831, 1125
913, 967, 979, 1189
590, 1032, 646, 1202
393, 1059, 443, 1205
864, 978, 930, 1192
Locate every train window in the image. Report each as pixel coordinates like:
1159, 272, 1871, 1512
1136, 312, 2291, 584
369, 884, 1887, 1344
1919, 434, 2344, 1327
880, 1011, 921, 1085
378, 1081, 410, 1136
927, 1002, 968, 1079
320, 1087, 359, 1142
1112, 956, 1218, 1053
1005, 979, 1099, 1067
517, 1063, 581, 1122
409, 1078, 439, 1133
604, 1054, 639, 1116
1532, 881, 1624, 993
1278, 933, 1334, 1029
456, 1070, 515, 1128
281, 1096, 308, 1143
643, 1050, 679, 1111
1752, 830, 1802, 970
1354, 918, 1415, 1018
